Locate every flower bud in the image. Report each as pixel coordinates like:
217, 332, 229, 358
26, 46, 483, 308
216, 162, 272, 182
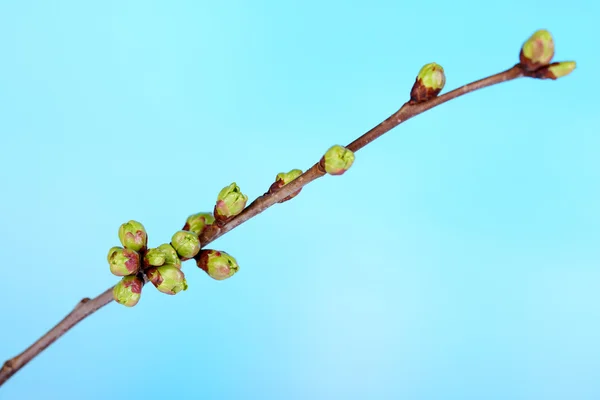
158, 243, 181, 269
146, 265, 188, 295
118, 220, 148, 252
322, 145, 355, 176
268, 169, 303, 203
520, 29, 554, 71
183, 212, 215, 235
113, 275, 143, 307
410, 62, 445, 104
143, 247, 166, 268
535, 61, 577, 80
171, 230, 201, 259
214, 183, 248, 221
107, 246, 140, 276
196, 249, 239, 281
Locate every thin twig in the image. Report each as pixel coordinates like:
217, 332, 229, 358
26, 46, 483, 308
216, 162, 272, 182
0, 63, 526, 387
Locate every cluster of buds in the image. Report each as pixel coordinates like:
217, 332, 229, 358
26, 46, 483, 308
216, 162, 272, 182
108, 220, 192, 307
109, 220, 148, 307
404, 29, 575, 107
108, 199, 245, 306
103, 29, 576, 313
520, 29, 576, 80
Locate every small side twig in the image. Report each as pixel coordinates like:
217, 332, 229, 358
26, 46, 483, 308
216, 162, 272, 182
0, 64, 527, 387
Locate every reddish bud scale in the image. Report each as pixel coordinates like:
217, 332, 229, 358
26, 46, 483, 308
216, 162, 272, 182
108, 247, 141, 276
410, 79, 442, 104
113, 275, 144, 307
122, 275, 143, 294
147, 268, 163, 287
123, 249, 140, 273
268, 178, 302, 203
196, 250, 212, 274
213, 202, 230, 225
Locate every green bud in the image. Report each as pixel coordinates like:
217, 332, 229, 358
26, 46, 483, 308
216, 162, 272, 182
143, 247, 166, 267
268, 169, 303, 203
118, 220, 148, 252
276, 169, 303, 185
113, 275, 143, 307
158, 243, 181, 269
171, 230, 201, 259
410, 62, 445, 103
147, 265, 188, 295
196, 249, 239, 281
183, 212, 215, 235
323, 145, 355, 176
214, 182, 248, 221
546, 61, 576, 79
520, 29, 554, 70
107, 246, 140, 276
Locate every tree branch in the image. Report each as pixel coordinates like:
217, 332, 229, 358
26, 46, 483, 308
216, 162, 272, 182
0, 63, 527, 387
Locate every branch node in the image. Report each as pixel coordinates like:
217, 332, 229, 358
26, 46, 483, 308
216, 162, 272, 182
317, 158, 326, 173
3, 359, 15, 371
75, 298, 91, 310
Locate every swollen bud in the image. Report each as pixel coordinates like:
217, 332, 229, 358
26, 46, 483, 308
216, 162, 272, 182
410, 62, 445, 104
171, 231, 201, 259
323, 145, 355, 176
113, 275, 143, 307
196, 250, 239, 281
535, 61, 577, 80
143, 247, 166, 268
214, 183, 248, 222
268, 169, 303, 203
147, 265, 188, 295
520, 29, 554, 71
118, 220, 148, 252
107, 246, 141, 276
183, 212, 215, 235
158, 243, 181, 269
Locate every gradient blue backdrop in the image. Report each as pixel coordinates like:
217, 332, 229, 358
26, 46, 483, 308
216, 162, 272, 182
1, 1, 598, 399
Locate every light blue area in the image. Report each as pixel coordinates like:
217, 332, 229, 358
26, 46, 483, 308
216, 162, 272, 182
0, 1, 598, 399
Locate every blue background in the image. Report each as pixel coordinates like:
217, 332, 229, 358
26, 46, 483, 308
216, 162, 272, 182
0, 1, 598, 399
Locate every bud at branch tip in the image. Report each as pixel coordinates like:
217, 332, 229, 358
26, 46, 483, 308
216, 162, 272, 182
520, 29, 554, 71
410, 62, 445, 104
541, 61, 577, 80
